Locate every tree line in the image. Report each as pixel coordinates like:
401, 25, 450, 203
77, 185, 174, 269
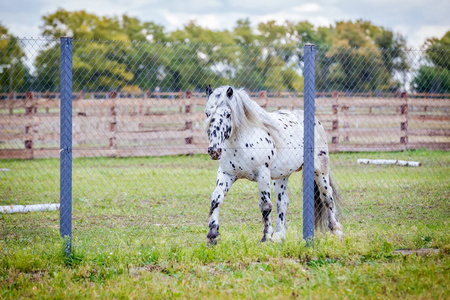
0, 9, 449, 94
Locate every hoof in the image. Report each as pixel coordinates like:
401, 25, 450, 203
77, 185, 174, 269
260, 233, 272, 243
331, 229, 344, 239
207, 226, 219, 239
207, 238, 218, 246
260, 225, 274, 242
207, 226, 219, 245
331, 222, 344, 239
272, 232, 285, 243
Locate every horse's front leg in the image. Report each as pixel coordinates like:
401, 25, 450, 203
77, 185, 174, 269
207, 168, 236, 245
257, 167, 273, 242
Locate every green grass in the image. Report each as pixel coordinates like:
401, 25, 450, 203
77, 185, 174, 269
0, 149, 449, 299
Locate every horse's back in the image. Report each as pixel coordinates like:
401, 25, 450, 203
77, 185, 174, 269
271, 109, 327, 144
268, 109, 329, 179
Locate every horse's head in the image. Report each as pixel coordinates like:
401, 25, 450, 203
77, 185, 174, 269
205, 84, 234, 160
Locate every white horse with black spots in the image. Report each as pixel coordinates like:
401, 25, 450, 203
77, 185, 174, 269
204, 85, 343, 244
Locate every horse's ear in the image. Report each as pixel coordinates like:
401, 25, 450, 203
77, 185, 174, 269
226, 87, 233, 99
206, 84, 213, 97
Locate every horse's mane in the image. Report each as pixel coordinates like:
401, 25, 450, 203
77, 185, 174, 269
228, 88, 280, 144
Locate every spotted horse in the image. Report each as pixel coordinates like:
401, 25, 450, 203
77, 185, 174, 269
204, 85, 343, 244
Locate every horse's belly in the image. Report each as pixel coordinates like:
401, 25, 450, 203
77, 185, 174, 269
270, 147, 304, 179
219, 156, 259, 181
219, 133, 275, 181
271, 125, 304, 178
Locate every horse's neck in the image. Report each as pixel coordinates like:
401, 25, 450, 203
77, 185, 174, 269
239, 97, 273, 128
246, 98, 268, 119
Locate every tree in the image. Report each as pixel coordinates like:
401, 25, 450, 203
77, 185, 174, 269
170, 21, 234, 44
316, 21, 406, 93
233, 19, 256, 44
413, 66, 450, 93
33, 43, 60, 92
36, 9, 170, 92
166, 21, 236, 91
0, 23, 28, 92
413, 31, 450, 93
229, 20, 303, 91
359, 20, 409, 74
42, 10, 101, 40
423, 31, 450, 70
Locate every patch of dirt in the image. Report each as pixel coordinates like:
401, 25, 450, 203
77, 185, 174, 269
128, 264, 165, 276
393, 248, 440, 256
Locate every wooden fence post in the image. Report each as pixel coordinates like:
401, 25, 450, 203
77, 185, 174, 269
8, 91, 14, 115
185, 90, 192, 113
184, 91, 193, 145
109, 92, 117, 149
76, 90, 85, 100
25, 91, 34, 151
400, 92, 408, 148
339, 90, 350, 142
331, 91, 339, 146
276, 91, 282, 110
259, 91, 268, 108
42, 91, 50, 113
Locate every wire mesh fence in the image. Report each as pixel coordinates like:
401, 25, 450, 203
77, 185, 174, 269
0, 38, 449, 256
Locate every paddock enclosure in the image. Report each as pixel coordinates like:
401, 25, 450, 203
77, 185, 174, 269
1, 39, 449, 257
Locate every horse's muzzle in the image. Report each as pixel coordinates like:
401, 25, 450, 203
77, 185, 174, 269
208, 147, 222, 160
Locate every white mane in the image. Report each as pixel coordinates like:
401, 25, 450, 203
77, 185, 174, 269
205, 86, 281, 145
228, 88, 279, 138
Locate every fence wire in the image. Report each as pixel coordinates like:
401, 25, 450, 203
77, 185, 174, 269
0, 38, 449, 254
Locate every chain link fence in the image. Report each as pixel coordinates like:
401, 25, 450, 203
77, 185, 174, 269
1, 38, 449, 255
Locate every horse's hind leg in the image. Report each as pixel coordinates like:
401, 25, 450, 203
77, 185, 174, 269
272, 176, 290, 243
314, 155, 343, 237
207, 168, 236, 245
257, 167, 274, 242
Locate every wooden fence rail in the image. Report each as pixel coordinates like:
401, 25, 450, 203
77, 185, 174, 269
0, 92, 449, 159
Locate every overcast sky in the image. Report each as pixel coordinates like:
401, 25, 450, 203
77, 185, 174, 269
1, 0, 449, 47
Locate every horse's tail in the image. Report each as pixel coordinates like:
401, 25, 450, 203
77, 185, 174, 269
314, 176, 341, 231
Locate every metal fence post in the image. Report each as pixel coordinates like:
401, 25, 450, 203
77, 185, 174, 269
60, 37, 73, 257
303, 44, 316, 246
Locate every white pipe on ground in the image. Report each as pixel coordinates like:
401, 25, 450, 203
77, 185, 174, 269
0, 204, 60, 214
357, 159, 421, 167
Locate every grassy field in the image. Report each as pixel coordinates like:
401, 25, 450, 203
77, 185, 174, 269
0, 149, 449, 299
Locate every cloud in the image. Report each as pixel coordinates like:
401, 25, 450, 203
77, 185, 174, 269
225, 0, 299, 14
333, 0, 450, 46
158, 3, 331, 33
251, 3, 331, 29
293, 3, 321, 13
41, 0, 146, 17
160, 11, 237, 31
410, 25, 449, 48
151, 0, 223, 14
253, 13, 332, 29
